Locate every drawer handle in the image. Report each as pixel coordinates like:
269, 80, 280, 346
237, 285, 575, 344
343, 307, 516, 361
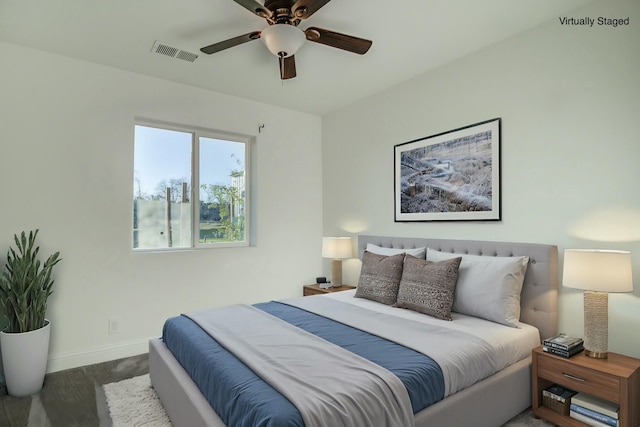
562, 373, 585, 382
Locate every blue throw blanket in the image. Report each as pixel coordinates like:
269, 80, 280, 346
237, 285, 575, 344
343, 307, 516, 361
162, 301, 445, 427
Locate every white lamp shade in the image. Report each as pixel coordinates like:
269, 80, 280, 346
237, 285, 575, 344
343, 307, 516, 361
322, 237, 352, 259
261, 24, 305, 58
563, 249, 633, 293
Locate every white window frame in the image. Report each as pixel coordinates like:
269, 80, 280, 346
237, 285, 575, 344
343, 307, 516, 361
133, 120, 252, 251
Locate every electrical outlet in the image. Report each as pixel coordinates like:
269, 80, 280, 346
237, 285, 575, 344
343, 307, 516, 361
109, 317, 121, 334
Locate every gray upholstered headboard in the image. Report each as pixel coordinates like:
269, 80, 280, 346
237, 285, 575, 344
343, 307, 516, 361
357, 235, 559, 341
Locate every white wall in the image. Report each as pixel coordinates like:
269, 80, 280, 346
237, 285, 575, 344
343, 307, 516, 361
0, 41, 323, 372
322, 0, 640, 357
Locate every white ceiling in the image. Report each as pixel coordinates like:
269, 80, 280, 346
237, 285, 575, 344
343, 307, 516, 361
0, 0, 596, 116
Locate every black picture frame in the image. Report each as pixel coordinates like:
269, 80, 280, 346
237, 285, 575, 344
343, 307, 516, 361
394, 118, 501, 222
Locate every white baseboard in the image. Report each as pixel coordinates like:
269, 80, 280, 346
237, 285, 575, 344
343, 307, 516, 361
46, 337, 155, 373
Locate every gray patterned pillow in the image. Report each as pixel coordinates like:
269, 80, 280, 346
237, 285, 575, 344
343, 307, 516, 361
355, 251, 405, 305
395, 255, 462, 320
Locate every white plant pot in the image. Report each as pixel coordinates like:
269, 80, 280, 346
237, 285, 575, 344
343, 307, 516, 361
0, 320, 51, 397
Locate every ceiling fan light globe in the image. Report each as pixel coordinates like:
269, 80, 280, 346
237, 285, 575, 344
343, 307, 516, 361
261, 24, 305, 58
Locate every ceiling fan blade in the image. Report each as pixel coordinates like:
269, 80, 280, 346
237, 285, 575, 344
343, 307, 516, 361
291, 0, 331, 19
304, 27, 372, 55
200, 31, 261, 54
279, 55, 297, 80
233, 0, 273, 18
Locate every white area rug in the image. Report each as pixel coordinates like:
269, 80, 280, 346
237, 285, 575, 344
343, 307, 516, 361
103, 374, 551, 427
103, 374, 172, 427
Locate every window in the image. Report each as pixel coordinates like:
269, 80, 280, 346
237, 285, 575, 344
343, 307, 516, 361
133, 123, 250, 250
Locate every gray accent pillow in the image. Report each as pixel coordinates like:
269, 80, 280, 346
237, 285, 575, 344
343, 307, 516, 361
355, 251, 405, 305
394, 255, 462, 321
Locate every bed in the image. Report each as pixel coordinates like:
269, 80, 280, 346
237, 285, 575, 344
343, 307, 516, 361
149, 235, 558, 427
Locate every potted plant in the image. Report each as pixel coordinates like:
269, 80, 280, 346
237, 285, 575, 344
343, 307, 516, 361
0, 230, 61, 396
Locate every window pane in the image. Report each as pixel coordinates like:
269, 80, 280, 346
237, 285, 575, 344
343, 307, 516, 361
199, 137, 246, 245
133, 125, 192, 249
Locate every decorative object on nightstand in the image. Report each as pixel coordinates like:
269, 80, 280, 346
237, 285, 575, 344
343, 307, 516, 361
315, 276, 332, 289
570, 392, 620, 426
562, 249, 633, 359
321, 236, 352, 287
543, 334, 584, 358
542, 384, 577, 416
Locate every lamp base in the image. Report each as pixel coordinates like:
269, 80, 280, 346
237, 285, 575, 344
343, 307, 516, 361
331, 259, 343, 287
583, 291, 608, 359
585, 349, 608, 359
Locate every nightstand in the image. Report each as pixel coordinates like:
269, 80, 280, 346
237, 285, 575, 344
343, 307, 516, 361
532, 346, 640, 427
303, 284, 356, 296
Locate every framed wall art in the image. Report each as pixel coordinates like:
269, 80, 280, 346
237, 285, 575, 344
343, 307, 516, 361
394, 118, 501, 222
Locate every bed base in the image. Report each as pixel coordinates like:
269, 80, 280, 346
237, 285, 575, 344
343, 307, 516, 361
150, 337, 532, 427
150, 338, 225, 427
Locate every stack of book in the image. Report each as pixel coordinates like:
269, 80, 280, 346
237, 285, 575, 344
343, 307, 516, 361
542, 384, 577, 415
570, 392, 619, 427
543, 334, 584, 357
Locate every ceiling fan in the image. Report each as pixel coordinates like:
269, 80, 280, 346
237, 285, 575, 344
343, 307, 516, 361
200, 0, 373, 80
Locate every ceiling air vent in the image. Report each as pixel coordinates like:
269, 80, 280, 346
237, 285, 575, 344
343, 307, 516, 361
151, 41, 199, 63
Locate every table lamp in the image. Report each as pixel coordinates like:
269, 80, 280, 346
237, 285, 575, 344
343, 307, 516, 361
322, 237, 352, 287
562, 249, 633, 359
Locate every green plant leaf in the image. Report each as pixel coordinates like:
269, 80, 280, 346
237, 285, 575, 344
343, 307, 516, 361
0, 229, 61, 333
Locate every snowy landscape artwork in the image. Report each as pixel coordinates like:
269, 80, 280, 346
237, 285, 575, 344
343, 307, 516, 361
394, 118, 501, 221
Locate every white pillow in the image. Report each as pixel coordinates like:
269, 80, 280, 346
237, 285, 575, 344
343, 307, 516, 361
366, 243, 426, 259
426, 248, 529, 327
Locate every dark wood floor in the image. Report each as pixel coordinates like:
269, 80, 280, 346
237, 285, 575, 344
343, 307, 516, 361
0, 352, 551, 427
0, 353, 148, 427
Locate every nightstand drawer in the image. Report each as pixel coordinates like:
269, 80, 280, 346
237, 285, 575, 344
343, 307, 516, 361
538, 354, 620, 402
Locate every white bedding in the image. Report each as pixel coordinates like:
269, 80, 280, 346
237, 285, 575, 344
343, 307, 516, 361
298, 290, 540, 396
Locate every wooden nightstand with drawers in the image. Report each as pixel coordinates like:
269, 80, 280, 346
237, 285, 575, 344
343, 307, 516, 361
532, 346, 640, 426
